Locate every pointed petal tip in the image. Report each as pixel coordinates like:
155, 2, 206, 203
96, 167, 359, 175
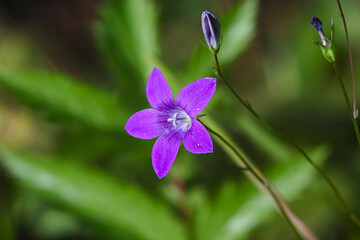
155, 171, 166, 180
202, 10, 215, 18
205, 147, 213, 154
149, 67, 163, 79
209, 77, 216, 83
198, 145, 213, 154
151, 67, 160, 73
154, 164, 171, 179
194, 148, 213, 154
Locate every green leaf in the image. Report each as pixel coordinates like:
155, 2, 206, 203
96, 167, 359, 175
187, 0, 259, 78
94, 0, 160, 106
0, 71, 127, 132
33, 210, 80, 239
0, 147, 186, 240
235, 113, 294, 162
194, 146, 329, 240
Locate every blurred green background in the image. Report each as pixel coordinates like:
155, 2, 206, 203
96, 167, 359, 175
0, 0, 359, 239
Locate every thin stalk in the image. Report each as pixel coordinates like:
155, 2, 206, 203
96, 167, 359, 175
213, 53, 360, 227
332, 62, 360, 148
337, 0, 358, 119
198, 120, 305, 240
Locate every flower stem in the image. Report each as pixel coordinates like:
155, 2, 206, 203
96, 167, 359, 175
213, 53, 360, 228
337, 0, 358, 119
332, 62, 360, 148
199, 120, 305, 240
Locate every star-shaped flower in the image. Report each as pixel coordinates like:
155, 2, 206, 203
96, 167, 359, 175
125, 68, 216, 179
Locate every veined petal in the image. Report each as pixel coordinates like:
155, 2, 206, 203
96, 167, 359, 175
125, 109, 166, 139
152, 130, 183, 179
183, 119, 213, 154
146, 68, 175, 110
202, 10, 221, 50
176, 78, 216, 118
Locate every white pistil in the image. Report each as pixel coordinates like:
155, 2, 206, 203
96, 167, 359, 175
167, 108, 192, 131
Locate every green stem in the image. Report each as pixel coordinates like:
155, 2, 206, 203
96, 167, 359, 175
214, 53, 360, 228
332, 62, 360, 148
198, 120, 304, 240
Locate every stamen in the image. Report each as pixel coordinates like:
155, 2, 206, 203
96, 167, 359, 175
167, 108, 192, 131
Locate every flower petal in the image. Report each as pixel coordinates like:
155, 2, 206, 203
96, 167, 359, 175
183, 119, 213, 154
125, 109, 166, 139
176, 78, 216, 117
152, 130, 183, 179
146, 68, 175, 110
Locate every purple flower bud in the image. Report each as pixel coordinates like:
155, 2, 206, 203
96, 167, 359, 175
310, 16, 323, 32
310, 16, 331, 48
201, 10, 221, 53
310, 17, 336, 62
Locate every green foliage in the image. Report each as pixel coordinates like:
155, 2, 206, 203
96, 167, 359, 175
0, 147, 186, 240
187, 0, 259, 78
235, 113, 293, 161
94, 0, 160, 107
193, 146, 329, 240
1, 0, 356, 239
0, 71, 127, 132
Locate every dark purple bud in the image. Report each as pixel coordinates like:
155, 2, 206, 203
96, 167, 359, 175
310, 17, 336, 62
310, 16, 331, 48
310, 16, 323, 32
201, 10, 221, 52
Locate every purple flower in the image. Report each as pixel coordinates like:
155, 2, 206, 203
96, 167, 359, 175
125, 68, 216, 179
310, 16, 330, 47
202, 10, 221, 53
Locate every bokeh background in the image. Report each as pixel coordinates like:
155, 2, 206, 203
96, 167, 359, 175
0, 0, 359, 239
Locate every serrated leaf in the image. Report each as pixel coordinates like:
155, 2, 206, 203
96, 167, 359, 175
187, 0, 259, 78
0, 147, 186, 240
0, 71, 127, 132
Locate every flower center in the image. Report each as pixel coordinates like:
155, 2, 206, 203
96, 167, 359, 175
167, 108, 192, 132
